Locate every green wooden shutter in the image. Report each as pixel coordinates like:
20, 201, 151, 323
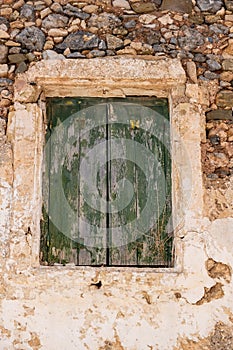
40, 97, 173, 267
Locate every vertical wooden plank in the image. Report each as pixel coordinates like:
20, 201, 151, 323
76, 100, 107, 265
41, 98, 108, 265
41, 99, 78, 265
108, 98, 172, 266
108, 102, 139, 265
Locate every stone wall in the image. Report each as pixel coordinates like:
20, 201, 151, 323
0, 0, 233, 349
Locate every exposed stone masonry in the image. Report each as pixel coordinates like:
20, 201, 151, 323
0, 2, 233, 349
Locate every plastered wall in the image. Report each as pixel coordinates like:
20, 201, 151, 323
0, 1, 233, 349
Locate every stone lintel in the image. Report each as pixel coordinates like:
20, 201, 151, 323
15, 57, 186, 100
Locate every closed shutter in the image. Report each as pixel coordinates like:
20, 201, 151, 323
40, 97, 173, 267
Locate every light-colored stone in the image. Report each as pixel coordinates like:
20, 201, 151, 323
0, 30, 10, 39
223, 42, 233, 58
48, 28, 68, 37
113, 0, 131, 9
185, 83, 199, 102
82, 5, 99, 13
186, 61, 198, 83
43, 41, 54, 50
13, 0, 25, 10
40, 7, 52, 19
222, 59, 233, 71
116, 47, 137, 55
5, 40, 21, 47
139, 14, 156, 24
158, 14, 173, 25
220, 71, 233, 81
0, 7, 13, 17
225, 14, 233, 21
42, 50, 65, 60
10, 20, 24, 29
130, 41, 142, 51
0, 64, 8, 78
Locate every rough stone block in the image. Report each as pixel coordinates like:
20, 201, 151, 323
222, 59, 233, 71
216, 90, 233, 108
0, 64, 8, 78
206, 109, 233, 121
161, 0, 192, 13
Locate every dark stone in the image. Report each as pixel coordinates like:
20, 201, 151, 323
167, 44, 176, 50
89, 50, 105, 57
15, 61, 28, 74
204, 71, 220, 80
206, 109, 233, 121
136, 28, 160, 45
178, 26, 204, 51
196, 0, 223, 13
131, 2, 157, 13
63, 4, 90, 20
20, 4, 35, 21
216, 91, 233, 108
99, 40, 107, 50
9, 47, 21, 54
0, 45, 8, 63
123, 20, 136, 29
106, 34, 124, 50
16, 26, 45, 52
161, 0, 192, 13
194, 53, 206, 62
66, 52, 86, 58
209, 24, 229, 35
0, 16, 9, 28
215, 167, 231, 177
170, 37, 177, 45
56, 31, 100, 51
206, 53, 222, 60
177, 50, 194, 59
152, 0, 162, 5
0, 78, 13, 86
26, 53, 36, 62
42, 14, 69, 30
188, 13, 204, 24
207, 173, 218, 179
170, 51, 178, 58
224, 0, 233, 11
106, 50, 115, 56
209, 135, 220, 145
206, 59, 222, 71
153, 44, 165, 52
88, 13, 121, 30
8, 53, 27, 64
146, 30, 160, 45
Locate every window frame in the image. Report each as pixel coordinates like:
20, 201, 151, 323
10, 57, 194, 273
